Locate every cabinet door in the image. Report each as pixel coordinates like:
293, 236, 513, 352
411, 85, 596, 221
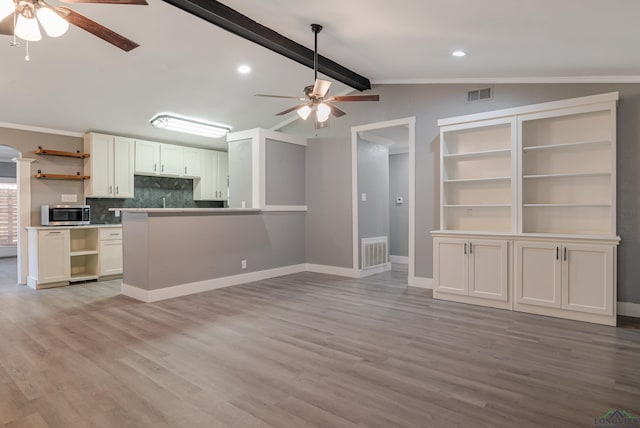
113, 137, 134, 198
216, 151, 228, 200
468, 239, 508, 301
160, 144, 183, 176
134, 140, 159, 175
562, 243, 614, 315
514, 241, 561, 308
38, 230, 70, 283
99, 240, 123, 276
85, 134, 113, 197
434, 238, 468, 295
194, 150, 217, 201
183, 147, 202, 178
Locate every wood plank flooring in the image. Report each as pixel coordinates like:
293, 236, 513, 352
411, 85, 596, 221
1, 258, 639, 427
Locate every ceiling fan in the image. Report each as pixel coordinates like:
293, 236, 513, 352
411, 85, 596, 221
0, 0, 146, 53
256, 24, 379, 128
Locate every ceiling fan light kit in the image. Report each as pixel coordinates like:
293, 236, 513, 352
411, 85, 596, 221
255, 23, 379, 129
1, 0, 146, 59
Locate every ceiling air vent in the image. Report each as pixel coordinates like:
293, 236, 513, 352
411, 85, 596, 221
467, 86, 493, 102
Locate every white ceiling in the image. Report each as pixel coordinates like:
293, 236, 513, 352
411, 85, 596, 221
1, 0, 638, 150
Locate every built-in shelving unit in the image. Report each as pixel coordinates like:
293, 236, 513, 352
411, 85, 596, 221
34, 146, 90, 180
433, 92, 620, 326
35, 171, 90, 180
69, 228, 99, 282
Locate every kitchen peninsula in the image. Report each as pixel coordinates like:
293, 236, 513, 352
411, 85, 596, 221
116, 208, 306, 302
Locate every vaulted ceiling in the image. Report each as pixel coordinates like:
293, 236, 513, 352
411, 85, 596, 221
1, 0, 638, 150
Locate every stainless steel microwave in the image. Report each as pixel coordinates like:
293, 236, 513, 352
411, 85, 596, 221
41, 205, 90, 226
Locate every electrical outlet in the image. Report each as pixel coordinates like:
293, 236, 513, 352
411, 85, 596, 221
396, 196, 403, 205
241, 259, 247, 269
361, 193, 367, 202
114, 210, 120, 217
467, 208, 473, 217
61, 194, 77, 203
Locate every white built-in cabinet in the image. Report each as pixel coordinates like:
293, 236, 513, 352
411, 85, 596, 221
27, 226, 122, 289
159, 144, 183, 177
84, 133, 135, 198
133, 140, 159, 175
433, 92, 620, 326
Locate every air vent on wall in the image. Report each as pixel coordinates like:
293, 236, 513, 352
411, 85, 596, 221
467, 86, 493, 102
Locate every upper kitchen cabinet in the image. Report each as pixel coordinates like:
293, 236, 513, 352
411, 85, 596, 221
134, 140, 160, 176
159, 144, 183, 177
216, 151, 228, 200
84, 133, 134, 198
194, 150, 228, 201
182, 147, 202, 178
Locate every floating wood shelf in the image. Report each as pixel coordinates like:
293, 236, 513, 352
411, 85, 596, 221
35, 171, 89, 180
35, 146, 90, 159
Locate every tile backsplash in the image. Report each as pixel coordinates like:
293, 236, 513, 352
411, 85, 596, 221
87, 175, 224, 224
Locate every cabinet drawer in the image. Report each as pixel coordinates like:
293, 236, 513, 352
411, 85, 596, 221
99, 228, 122, 241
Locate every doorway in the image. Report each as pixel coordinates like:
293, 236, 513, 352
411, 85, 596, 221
351, 117, 416, 283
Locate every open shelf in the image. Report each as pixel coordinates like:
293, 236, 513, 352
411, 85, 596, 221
35, 172, 90, 180
523, 172, 610, 180
35, 147, 90, 159
523, 203, 611, 207
445, 176, 511, 184
522, 140, 610, 152
70, 250, 99, 257
445, 204, 511, 208
443, 148, 511, 159
69, 273, 99, 282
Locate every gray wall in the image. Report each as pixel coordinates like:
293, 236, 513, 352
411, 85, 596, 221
0, 161, 16, 178
265, 139, 306, 206
389, 153, 409, 257
357, 139, 390, 267
228, 138, 253, 208
0, 127, 84, 225
305, 137, 353, 268
283, 83, 640, 304
123, 211, 305, 290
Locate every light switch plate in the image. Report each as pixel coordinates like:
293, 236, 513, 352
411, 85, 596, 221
361, 193, 367, 202
61, 194, 77, 203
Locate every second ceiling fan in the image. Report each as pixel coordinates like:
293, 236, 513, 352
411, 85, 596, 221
256, 23, 379, 127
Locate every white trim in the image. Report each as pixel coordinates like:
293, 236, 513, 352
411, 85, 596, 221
0, 247, 17, 258
437, 92, 619, 127
14, 157, 34, 285
257, 130, 266, 208
618, 302, 640, 319
122, 264, 307, 302
259, 128, 307, 146
359, 263, 392, 277
262, 205, 308, 212
389, 255, 408, 264
372, 76, 640, 85
358, 132, 395, 146
0, 122, 84, 138
226, 128, 260, 143
408, 276, 434, 289
305, 263, 361, 278
351, 127, 359, 271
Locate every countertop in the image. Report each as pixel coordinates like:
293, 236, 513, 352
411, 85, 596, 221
26, 224, 122, 230
109, 208, 261, 214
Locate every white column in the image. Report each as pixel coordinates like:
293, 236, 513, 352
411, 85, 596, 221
14, 157, 35, 285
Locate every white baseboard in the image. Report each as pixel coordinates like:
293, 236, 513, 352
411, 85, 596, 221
618, 301, 640, 318
408, 276, 433, 289
359, 263, 392, 278
0, 246, 17, 258
389, 255, 408, 264
305, 263, 361, 278
122, 264, 307, 303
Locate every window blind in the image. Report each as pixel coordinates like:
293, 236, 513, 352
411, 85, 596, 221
0, 183, 18, 246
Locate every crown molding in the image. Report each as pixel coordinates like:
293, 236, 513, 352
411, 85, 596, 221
0, 122, 83, 138
372, 76, 640, 85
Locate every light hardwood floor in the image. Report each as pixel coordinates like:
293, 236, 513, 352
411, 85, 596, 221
0, 258, 639, 427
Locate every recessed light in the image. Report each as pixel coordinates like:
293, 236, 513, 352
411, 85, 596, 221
452, 50, 466, 57
237, 65, 251, 74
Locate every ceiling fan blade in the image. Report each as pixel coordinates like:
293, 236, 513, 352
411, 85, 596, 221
311, 79, 331, 98
0, 15, 12, 36
255, 94, 306, 100
58, 0, 148, 3
328, 94, 380, 102
57, 7, 139, 52
276, 104, 308, 116
328, 104, 347, 118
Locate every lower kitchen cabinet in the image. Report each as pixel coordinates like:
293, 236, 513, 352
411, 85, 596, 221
514, 240, 615, 320
434, 236, 509, 309
27, 226, 123, 289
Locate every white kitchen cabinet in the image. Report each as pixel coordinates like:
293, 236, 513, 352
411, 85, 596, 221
182, 147, 202, 178
27, 229, 70, 288
515, 240, 614, 317
99, 228, 123, 277
216, 151, 228, 200
160, 144, 183, 177
134, 140, 160, 175
194, 149, 216, 200
84, 133, 134, 198
434, 237, 509, 307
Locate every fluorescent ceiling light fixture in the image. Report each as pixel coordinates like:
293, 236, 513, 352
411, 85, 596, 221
452, 50, 466, 57
150, 114, 231, 138
237, 64, 251, 74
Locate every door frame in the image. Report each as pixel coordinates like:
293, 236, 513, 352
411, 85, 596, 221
350, 117, 416, 282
